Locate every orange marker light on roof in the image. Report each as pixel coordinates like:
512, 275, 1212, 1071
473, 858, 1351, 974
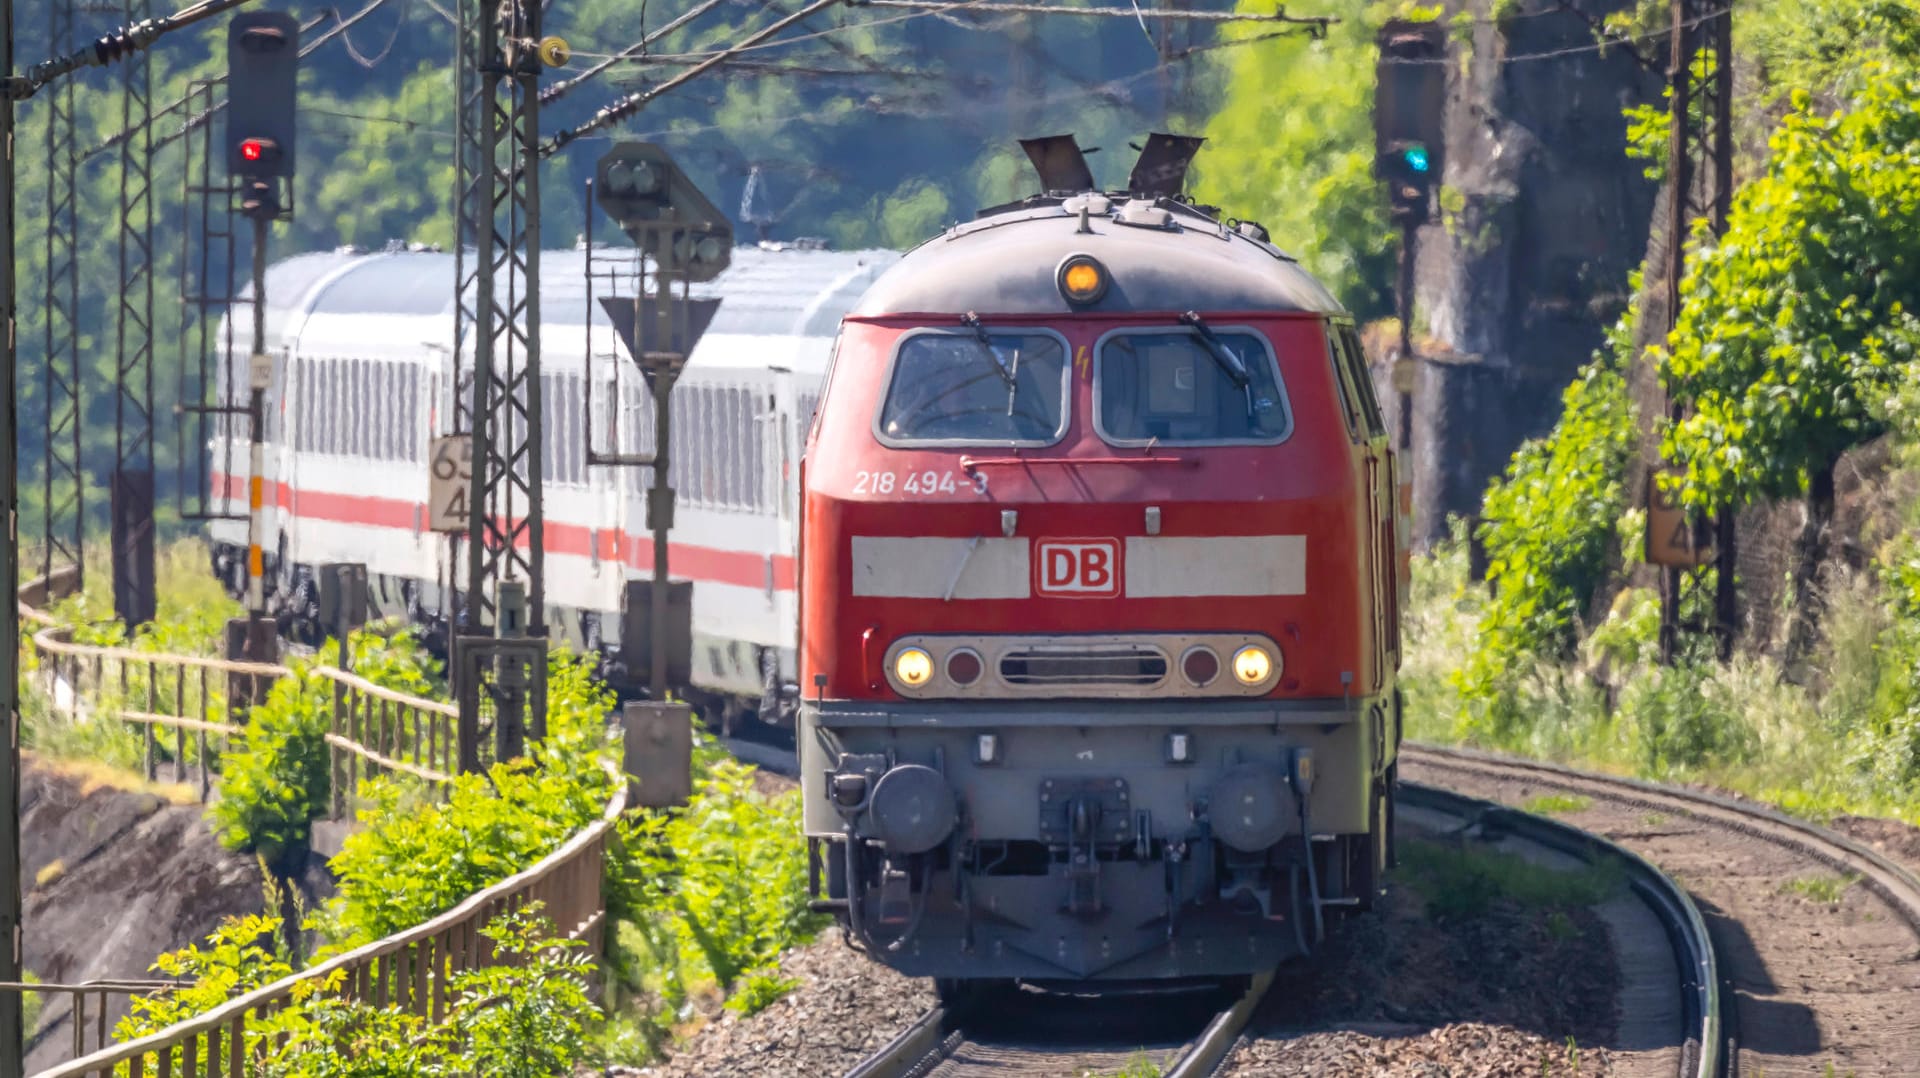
1056, 254, 1108, 305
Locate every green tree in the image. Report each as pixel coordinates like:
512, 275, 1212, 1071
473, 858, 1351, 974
1659, 71, 1920, 654
1192, 0, 1400, 319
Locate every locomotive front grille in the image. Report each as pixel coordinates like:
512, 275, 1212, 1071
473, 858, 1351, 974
999, 645, 1168, 687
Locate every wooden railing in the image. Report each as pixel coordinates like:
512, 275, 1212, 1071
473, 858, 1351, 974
13, 594, 623, 1076
24, 624, 459, 808
34, 771, 623, 1077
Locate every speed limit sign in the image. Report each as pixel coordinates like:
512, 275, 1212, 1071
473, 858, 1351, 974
429, 435, 473, 532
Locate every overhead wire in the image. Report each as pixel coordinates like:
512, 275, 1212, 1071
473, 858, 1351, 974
84, 0, 400, 162
1378, 2, 1737, 65
545, 0, 882, 155
847, 0, 1329, 25
541, 0, 733, 103
339, 0, 409, 68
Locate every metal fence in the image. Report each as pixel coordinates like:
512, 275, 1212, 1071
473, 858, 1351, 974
23, 625, 460, 807
34, 776, 621, 1077
11, 601, 621, 1075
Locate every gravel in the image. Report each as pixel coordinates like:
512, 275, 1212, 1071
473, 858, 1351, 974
1220, 834, 1622, 1078
635, 931, 935, 1078
1226, 1022, 1613, 1077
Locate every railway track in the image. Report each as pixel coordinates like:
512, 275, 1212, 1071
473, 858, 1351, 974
843, 971, 1269, 1078
839, 773, 1722, 1078
1403, 742, 1920, 1076
1401, 743, 1920, 934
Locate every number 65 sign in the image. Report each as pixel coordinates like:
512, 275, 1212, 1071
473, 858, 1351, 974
429, 435, 474, 533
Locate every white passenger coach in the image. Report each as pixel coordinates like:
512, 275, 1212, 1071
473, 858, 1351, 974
208, 243, 898, 717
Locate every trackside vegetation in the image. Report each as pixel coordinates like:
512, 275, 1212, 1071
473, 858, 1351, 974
93, 618, 820, 1071
1412, 36, 1920, 821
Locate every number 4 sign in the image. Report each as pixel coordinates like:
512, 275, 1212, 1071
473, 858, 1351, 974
429, 435, 474, 533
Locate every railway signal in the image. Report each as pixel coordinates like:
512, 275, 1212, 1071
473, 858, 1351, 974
594, 142, 733, 282
225, 11, 297, 216
1374, 19, 1449, 451
589, 143, 729, 701
1373, 19, 1446, 226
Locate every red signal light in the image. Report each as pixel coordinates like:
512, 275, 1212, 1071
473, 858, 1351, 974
240, 139, 265, 162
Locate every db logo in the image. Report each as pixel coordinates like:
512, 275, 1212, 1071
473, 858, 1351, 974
1035, 539, 1122, 598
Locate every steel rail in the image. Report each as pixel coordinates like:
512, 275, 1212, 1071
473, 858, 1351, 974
841, 970, 1274, 1078
1403, 742, 1920, 936
1397, 780, 1722, 1078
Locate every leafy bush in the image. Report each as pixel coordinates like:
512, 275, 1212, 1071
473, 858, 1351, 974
1660, 72, 1920, 515
316, 650, 616, 950
616, 760, 821, 998
123, 908, 597, 1078
116, 916, 294, 1044
1458, 307, 1640, 730
210, 663, 334, 877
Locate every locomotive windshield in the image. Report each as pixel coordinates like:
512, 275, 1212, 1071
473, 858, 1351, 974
1095, 329, 1291, 445
877, 330, 1068, 446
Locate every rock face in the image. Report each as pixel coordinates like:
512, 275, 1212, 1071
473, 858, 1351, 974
19, 757, 265, 1072
1401, 0, 1662, 543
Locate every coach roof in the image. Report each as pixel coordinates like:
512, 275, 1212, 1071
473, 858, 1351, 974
848, 194, 1346, 319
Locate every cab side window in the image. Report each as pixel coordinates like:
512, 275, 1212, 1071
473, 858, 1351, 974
1338, 327, 1387, 440
1326, 326, 1385, 442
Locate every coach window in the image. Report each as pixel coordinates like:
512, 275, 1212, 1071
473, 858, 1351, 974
1093, 327, 1291, 445
876, 329, 1068, 447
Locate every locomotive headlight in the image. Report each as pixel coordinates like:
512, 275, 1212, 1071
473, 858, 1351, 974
1056, 254, 1109, 305
893, 647, 934, 688
1231, 644, 1276, 686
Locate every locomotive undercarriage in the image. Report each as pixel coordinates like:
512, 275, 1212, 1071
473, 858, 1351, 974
801, 699, 1396, 981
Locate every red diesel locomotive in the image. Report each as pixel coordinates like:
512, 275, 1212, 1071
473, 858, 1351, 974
799, 135, 1407, 989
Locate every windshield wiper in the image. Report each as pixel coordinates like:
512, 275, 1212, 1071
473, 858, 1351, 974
1179, 311, 1250, 388
961, 311, 1022, 417
1180, 310, 1257, 421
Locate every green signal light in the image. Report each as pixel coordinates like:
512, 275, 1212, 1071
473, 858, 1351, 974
1403, 145, 1431, 173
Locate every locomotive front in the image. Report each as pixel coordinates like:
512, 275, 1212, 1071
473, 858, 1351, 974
800, 145, 1404, 988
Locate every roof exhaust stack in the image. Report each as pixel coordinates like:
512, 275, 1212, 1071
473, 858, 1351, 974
1020, 134, 1098, 193
1127, 132, 1205, 198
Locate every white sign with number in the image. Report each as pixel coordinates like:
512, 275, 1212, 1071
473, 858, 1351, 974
429, 435, 473, 532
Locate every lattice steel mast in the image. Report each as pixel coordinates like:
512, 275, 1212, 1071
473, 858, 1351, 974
456, 0, 554, 762
113, 0, 157, 629
41, 0, 85, 591
1656, 0, 1734, 663
462, 0, 545, 634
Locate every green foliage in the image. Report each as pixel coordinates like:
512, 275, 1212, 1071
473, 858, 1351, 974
317, 650, 615, 950
1781, 873, 1858, 904
724, 971, 802, 1016
616, 760, 822, 997
1660, 72, 1920, 513
1398, 839, 1620, 920
210, 663, 333, 876
211, 630, 442, 878
1739, 0, 1920, 106
1620, 50, 1720, 182
124, 908, 596, 1078
438, 908, 599, 1078
1193, 0, 1401, 319
116, 916, 294, 1043
1521, 794, 1591, 816
1459, 308, 1640, 731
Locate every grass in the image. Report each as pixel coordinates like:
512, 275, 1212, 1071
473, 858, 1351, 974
1091, 1057, 1162, 1078
1397, 838, 1620, 919
1522, 794, 1592, 816
1781, 873, 1859, 905
1400, 535, 1920, 830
